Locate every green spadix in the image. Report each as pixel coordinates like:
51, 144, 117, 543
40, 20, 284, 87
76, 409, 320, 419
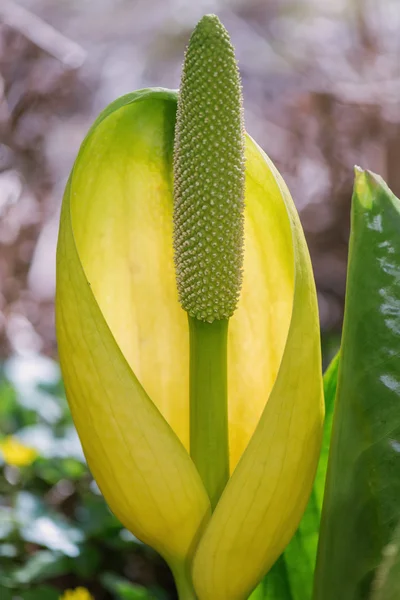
174, 15, 245, 322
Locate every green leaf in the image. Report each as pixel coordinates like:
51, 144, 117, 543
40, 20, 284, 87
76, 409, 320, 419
249, 556, 292, 599
0, 508, 14, 540
19, 584, 60, 600
76, 494, 122, 538
70, 543, 101, 577
0, 588, 13, 600
4, 355, 63, 425
371, 522, 400, 600
313, 170, 400, 600
14, 492, 84, 556
255, 353, 339, 599
35, 457, 86, 485
9, 550, 69, 585
17, 424, 84, 462
0, 378, 18, 432
101, 572, 155, 599
0, 544, 17, 558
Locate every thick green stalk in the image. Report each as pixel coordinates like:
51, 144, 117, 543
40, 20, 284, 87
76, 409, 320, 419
172, 563, 198, 600
189, 316, 229, 509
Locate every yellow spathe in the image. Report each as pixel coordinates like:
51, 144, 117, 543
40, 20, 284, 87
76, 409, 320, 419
56, 88, 324, 598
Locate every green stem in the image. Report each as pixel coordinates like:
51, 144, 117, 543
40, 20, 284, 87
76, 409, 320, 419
189, 315, 230, 510
172, 565, 198, 600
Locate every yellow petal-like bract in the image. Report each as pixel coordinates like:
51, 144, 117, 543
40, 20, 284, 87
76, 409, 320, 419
56, 90, 211, 582
56, 88, 324, 597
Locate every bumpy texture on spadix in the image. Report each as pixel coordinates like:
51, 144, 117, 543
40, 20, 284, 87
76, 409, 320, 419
173, 14, 245, 322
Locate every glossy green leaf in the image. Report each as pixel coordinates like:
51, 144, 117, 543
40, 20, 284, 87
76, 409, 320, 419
314, 170, 400, 600
254, 353, 339, 600
371, 522, 400, 600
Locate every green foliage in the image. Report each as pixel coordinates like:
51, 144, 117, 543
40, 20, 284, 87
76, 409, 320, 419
102, 573, 168, 600
371, 523, 400, 600
314, 171, 400, 600
0, 356, 173, 599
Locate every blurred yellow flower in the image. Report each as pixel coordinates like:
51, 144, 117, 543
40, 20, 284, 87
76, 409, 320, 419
0, 436, 37, 467
60, 587, 94, 600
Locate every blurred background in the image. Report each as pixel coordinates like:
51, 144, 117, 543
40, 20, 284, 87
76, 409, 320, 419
0, 0, 399, 598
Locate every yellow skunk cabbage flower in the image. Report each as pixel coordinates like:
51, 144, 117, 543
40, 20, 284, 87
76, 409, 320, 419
56, 15, 323, 600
